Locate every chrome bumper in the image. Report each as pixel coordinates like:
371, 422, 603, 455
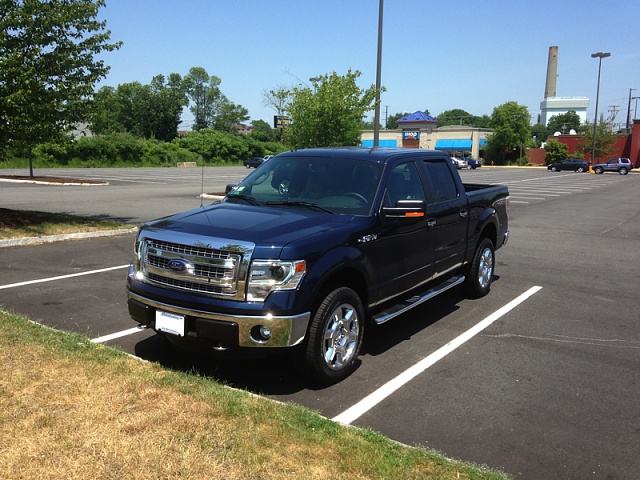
128, 291, 311, 348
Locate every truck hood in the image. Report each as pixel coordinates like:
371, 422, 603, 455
143, 202, 356, 253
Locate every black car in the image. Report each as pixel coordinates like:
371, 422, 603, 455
243, 157, 265, 168
547, 159, 589, 172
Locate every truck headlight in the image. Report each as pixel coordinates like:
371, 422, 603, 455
247, 260, 306, 302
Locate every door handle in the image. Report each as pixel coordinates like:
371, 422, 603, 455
459, 209, 468, 218
427, 218, 436, 227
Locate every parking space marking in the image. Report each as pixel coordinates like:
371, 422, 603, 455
0, 265, 129, 290
91, 325, 148, 343
332, 286, 543, 425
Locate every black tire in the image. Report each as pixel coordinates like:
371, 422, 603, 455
304, 287, 364, 384
594, 167, 604, 174
577, 167, 585, 173
619, 168, 628, 175
465, 237, 495, 298
551, 166, 558, 172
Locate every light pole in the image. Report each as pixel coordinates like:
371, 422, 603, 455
373, 0, 383, 147
590, 52, 610, 168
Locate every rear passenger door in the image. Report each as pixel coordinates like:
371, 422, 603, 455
420, 158, 469, 277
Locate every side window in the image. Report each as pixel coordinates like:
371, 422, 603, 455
422, 160, 459, 203
383, 162, 425, 207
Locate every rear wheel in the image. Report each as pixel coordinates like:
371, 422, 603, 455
577, 167, 585, 172
619, 168, 628, 175
465, 238, 495, 298
551, 166, 558, 172
305, 287, 364, 384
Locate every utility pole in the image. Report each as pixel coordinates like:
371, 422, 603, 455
626, 88, 636, 131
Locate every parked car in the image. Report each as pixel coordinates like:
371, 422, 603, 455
243, 157, 265, 169
592, 157, 633, 175
450, 156, 468, 169
547, 159, 589, 172
466, 158, 482, 169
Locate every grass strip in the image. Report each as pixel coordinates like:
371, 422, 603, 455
0, 309, 510, 479
0, 209, 134, 239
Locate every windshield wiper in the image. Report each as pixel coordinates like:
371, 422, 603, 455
225, 194, 261, 206
266, 200, 334, 214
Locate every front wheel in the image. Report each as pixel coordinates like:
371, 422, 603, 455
465, 238, 495, 298
577, 167, 585, 172
594, 167, 604, 174
551, 166, 558, 172
304, 287, 364, 384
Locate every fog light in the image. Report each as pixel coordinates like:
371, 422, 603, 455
259, 325, 272, 340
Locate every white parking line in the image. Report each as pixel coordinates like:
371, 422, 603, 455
0, 265, 129, 290
332, 286, 543, 425
91, 325, 148, 343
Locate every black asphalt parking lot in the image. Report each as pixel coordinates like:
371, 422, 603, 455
2, 166, 639, 479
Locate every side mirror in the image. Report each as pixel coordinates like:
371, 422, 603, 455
225, 184, 237, 194
382, 199, 426, 219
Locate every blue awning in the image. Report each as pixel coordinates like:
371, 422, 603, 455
435, 139, 472, 150
361, 140, 397, 147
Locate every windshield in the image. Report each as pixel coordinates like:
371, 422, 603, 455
226, 155, 383, 215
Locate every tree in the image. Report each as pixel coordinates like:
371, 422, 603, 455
262, 85, 291, 116
183, 67, 225, 131
213, 100, 249, 133
92, 74, 188, 141
544, 139, 569, 164
249, 119, 278, 142
386, 112, 411, 130
0, 0, 121, 171
284, 69, 381, 149
484, 101, 532, 164
545, 110, 581, 138
577, 121, 618, 163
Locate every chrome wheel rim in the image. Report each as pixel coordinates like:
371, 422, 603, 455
477, 247, 494, 289
323, 303, 360, 371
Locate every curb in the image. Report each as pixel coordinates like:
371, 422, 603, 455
0, 227, 138, 248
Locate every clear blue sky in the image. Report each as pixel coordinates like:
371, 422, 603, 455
97, 0, 640, 129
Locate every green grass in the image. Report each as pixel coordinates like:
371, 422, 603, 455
0, 309, 512, 479
0, 208, 134, 239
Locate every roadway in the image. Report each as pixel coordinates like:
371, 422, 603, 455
1, 166, 639, 479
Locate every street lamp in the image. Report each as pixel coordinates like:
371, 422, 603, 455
373, 0, 383, 147
590, 52, 610, 167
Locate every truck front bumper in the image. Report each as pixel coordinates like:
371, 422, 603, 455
128, 291, 311, 349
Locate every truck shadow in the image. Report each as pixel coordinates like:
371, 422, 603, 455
133, 281, 498, 395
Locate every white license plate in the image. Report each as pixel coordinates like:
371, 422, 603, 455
155, 310, 185, 337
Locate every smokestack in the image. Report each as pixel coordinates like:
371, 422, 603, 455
544, 46, 558, 99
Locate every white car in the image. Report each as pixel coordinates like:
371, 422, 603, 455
450, 156, 468, 169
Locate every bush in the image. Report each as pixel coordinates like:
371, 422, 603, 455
141, 142, 201, 166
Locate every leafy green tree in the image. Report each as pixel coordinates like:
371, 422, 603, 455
183, 67, 225, 130
92, 74, 187, 141
545, 110, 581, 138
249, 119, 278, 142
213, 100, 249, 133
484, 101, 532, 164
577, 121, 618, 163
285, 69, 381, 149
544, 139, 569, 164
0, 0, 121, 171
530, 123, 547, 147
385, 112, 411, 130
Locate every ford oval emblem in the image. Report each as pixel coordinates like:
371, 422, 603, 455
167, 259, 191, 273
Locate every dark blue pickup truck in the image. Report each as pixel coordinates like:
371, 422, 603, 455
127, 147, 509, 384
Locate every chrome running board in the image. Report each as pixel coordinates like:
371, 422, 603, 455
371, 275, 465, 325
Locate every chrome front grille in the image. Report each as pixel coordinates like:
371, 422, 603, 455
138, 235, 253, 300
